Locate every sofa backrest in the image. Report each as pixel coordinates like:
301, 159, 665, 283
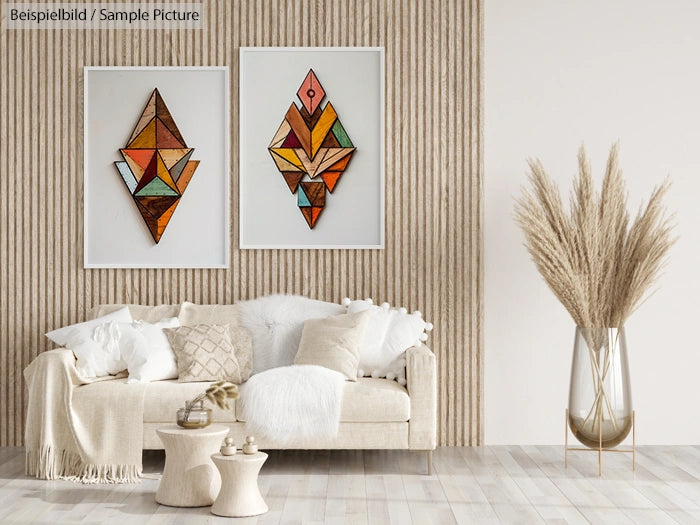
89, 304, 181, 323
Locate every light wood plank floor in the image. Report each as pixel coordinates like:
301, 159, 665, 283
1, 446, 699, 524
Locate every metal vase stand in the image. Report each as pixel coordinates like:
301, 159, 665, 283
564, 408, 636, 476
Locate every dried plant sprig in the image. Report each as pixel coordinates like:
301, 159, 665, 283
514, 143, 675, 330
204, 380, 239, 410
187, 380, 239, 412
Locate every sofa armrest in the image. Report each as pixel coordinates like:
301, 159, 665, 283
406, 344, 437, 450
24, 349, 83, 388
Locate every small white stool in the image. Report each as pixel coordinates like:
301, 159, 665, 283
156, 424, 229, 507
210, 452, 268, 517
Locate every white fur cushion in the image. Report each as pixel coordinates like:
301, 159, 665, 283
342, 298, 433, 384
294, 311, 371, 380
45, 307, 133, 377
236, 294, 345, 374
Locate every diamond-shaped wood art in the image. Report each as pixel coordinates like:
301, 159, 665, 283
268, 69, 356, 229
114, 88, 199, 243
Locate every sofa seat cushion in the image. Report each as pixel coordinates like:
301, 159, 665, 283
236, 377, 409, 423
142, 379, 236, 423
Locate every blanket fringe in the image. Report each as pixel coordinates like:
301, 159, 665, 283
26, 445, 142, 484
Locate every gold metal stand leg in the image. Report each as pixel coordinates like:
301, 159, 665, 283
564, 407, 635, 477
598, 406, 603, 476
565, 408, 569, 468
632, 410, 636, 471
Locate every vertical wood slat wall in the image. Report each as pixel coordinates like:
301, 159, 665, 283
0, 0, 483, 447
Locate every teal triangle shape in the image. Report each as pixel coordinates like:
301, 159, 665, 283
332, 119, 353, 147
135, 176, 179, 196
297, 186, 311, 207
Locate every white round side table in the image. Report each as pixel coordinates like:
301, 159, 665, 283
155, 424, 229, 507
210, 452, 268, 517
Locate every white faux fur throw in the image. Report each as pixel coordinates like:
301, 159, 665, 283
239, 365, 346, 445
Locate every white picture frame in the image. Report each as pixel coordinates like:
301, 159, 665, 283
83, 66, 230, 268
239, 47, 385, 249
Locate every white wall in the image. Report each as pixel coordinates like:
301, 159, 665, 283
485, 1, 700, 444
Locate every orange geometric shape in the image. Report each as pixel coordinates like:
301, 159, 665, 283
127, 90, 157, 145
269, 119, 291, 148
300, 105, 323, 130
316, 147, 355, 175
300, 206, 324, 229
321, 171, 343, 193
294, 147, 328, 178
285, 104, 312, 158
321, 132, 341, 148
325, 154, 352, 172
281, 171, 304, 193
135, 197, 180, 243
135, 200, 160, 242
121, 148, 156, 181
156, 151, 179, 192
310, 103, 338, 160
127, 118, 157, 148
121, 148, 156, 171
159, 148, 192, 169
269, 149, 303, 172
300, 181, 326, 207
176, 160, 199, 194
270, 148, 304, 171
282, 130, 302, 148
135, 195, 180, 218
133, 152, 160, 193
156, 199, 181, 235
155, 89, 187, 147
169, 149, 194, 182
156, 118, 186, 148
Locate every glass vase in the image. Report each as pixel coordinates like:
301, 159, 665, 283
568, 327, 632, 449
176, 400, 212, 429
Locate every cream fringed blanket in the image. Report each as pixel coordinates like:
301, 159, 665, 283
24, 349, 147, 483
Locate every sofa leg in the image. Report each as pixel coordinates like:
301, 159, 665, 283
427, 450, 433, 476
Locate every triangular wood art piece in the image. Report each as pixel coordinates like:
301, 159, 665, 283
267, 70, 357, 229
113, 88, 199, 243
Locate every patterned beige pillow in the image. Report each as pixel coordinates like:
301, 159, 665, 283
164, 324, 243, 383
177, 302, 253, 381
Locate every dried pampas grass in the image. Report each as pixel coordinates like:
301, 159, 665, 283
515, 143, 675, 329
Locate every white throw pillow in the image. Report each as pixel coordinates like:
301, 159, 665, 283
45, 306, 133, 377
342, 298, 433, 383
119, 317, 181, 383
236, 294, 345, 374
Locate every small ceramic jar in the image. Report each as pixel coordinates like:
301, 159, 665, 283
220, 437, 236, 456
242, 436, 258, 454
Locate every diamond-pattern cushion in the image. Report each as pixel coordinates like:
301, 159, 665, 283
164, 324, 243, 383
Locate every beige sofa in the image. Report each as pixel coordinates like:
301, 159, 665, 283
28, 302, 438, 476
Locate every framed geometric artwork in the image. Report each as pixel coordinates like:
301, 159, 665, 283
239, 47, 384, 249
83, 66, 230, 268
